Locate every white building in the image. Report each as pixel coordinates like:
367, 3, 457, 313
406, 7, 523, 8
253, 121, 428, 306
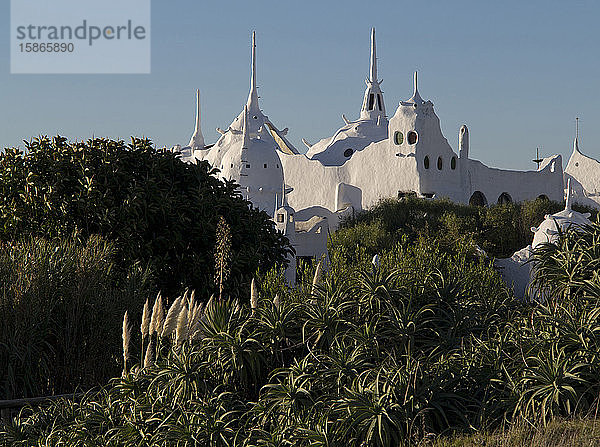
178, 30, 572, 282
564, 120, 600, 208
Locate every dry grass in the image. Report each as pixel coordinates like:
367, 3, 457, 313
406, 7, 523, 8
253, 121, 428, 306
424, 419, 600, 447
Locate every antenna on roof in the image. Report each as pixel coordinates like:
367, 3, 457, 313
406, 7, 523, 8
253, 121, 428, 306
533, 147, 543, 169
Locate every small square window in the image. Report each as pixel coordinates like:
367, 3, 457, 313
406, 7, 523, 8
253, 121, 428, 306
277, 214, 284, 223
246, 164, 250, 168
264, 163, 267, 168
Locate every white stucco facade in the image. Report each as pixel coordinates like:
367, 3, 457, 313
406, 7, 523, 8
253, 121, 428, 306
280, 69, 564, 219
564, 129, 600, 208
174, 29, 584, 283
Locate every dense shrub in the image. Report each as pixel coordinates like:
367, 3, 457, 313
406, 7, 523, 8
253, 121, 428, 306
0, 136, 291, 297
0, 234, 151, 399
336, 196, 596, 258
6, 221, 600, 445
0, 236, 517, 444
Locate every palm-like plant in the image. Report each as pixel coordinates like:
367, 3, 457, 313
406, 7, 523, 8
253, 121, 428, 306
514, 344, 588, 425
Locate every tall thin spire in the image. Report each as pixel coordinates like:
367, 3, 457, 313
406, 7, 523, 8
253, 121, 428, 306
360, 28, 386, 121
188, 89, 205, 149
409, 71, 424, 104
574, 117, 580, 152
246, 31, 259, 112
369, 27, 377, 83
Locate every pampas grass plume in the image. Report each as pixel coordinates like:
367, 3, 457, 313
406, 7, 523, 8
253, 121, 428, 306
161, 297, 182, 338
312, 260, 322, 295
176, 305, 189, 346
141, 298, 150, 340
144, 339, 155, 368
251, 278, 258, 311
122, 311, 131, 372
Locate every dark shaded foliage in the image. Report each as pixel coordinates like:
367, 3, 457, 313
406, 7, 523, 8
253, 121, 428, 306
336, 196, 596, 258
0, 136, 291, 297
0, 234, 152, 399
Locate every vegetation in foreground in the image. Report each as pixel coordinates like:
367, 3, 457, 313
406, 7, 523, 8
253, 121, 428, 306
427, 418, 600, 446
0, 135, 290, 298
4, 217, 600, 446
0, 234, 151, 401
0, 136, 291, 400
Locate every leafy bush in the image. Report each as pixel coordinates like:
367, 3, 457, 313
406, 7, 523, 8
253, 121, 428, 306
0, 136, 291, 297
336, 196, 596, 259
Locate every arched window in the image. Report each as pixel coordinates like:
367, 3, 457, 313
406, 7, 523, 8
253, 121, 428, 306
437, 157, 443, 170
469, 191, 488, 207
424, 156, 430, 169
394, 131, 403, 145
497, 192, 512, 205
377, 94, 382, 111
343, 148, 353, 157
407, 131, 418, 145
451, 156, 457, 170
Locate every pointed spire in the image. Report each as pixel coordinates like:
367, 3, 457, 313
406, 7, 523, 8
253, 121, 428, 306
246, 31, 259, 112
369, 27, 377, 83
565, 178, 572, 210
573, 117, 580, 153
188, 89, 205, 149
409, 71, 424, 104
360, 28, 386, 121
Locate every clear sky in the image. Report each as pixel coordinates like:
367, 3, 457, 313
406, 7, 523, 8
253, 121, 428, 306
0, 0, 599, 169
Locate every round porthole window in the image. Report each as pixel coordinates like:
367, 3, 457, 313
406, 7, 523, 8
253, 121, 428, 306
451, 156, 457, 170
394, 131, 404, 145
424, 156, 430, 169
344, 148, 353, 157
407, 131, 418, 145
437, 157, 443, 170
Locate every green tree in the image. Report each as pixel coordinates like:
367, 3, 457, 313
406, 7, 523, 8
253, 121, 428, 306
0, 136, 291, 297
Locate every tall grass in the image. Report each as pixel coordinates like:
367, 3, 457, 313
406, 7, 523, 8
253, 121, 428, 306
0, 234, 152, 400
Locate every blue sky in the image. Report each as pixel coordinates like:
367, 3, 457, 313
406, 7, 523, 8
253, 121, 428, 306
0, 0, 599, 169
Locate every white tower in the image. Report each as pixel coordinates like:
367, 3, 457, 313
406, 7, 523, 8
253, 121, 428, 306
274, 187, 297, 284
360, 28, 387, 123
